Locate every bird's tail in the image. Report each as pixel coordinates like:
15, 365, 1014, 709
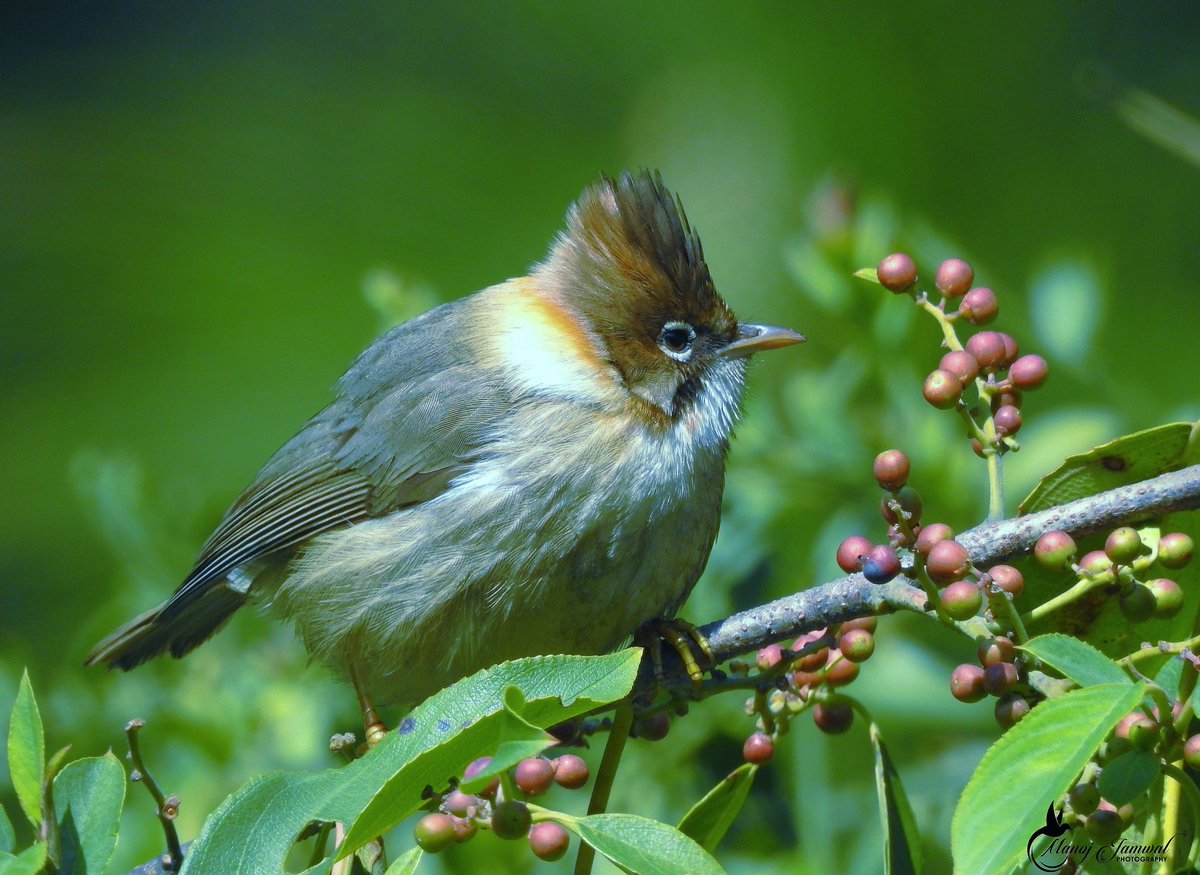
85, 585, 249, 670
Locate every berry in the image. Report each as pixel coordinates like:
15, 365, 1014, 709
1183, 735, 1200, 770
444, 790, 477, 817
877, 253, 917, 292
992, 389, 1023, 412
942, 581, 983, 621
453, 817, 477, 843
915, 523, 955, 556
1034, 531, 1076, 570
1126, 716, 1160, 751
1119, 583, 1156, 623
997, 333, 1020, 367
995, 693, 1031, 728
836, 535, 873, 573
635, 712, 671, 741
756, 644, 784, 670
1086, 809, 1125, 843
464, 756, 499, 798
895, 486, 923, 522
514, 757, 556, 797
993, 405, 1022, 437
1069, 782, 1100, 816
839, 629, 875, 663
988, 565, 1024, 598
977, 636, 1015, 667
1079, 550, 1113, 576
960, 287, 999, 324
1010, 354, 1049, 390
1105, 527, 1143, 565
415, 813, 458, 854
939, 350, 980, 384
935, 258, 974, 298
813, 701, 855, 734
491, 800, 533, 840
950, 664, 987, 703
795, 641, 829, 672
965, 331, 1007, 370
862, 545, 901, 584
529, 822, 570, 862
873, 449, 910, 490
552, 755, 589, 790
743, 732, 775, 764
1159, 533, 1195, 569
1146, 578, 1184, 619
927, 540, 971, 584
824, 655, 860, 687
983, 661, 1019, 696
923, 369, 963, 409
840, 616, 877, 634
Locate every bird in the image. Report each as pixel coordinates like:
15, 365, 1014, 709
86, 170, 804, 730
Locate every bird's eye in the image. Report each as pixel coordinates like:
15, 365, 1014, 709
658, 321, 696, 361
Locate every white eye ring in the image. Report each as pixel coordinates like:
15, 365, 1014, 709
658, 321, 696, 362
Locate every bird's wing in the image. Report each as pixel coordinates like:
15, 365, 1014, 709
160, 297, 514, 619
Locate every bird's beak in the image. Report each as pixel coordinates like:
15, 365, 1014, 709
720, 323, 806, 359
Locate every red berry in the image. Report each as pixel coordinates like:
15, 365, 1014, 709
1184, 735, 1200, 770
840, 616, 877, 634
965, 331, 1006, 370
1079, 550, 1112, 576
993, 404, 1022, 437
939, 349, 980, 384
529, 822, 570, 861
935, 258, 974, 298
923, 369, 963, 409
1146, 578, 1184, 619
987, 565, 1024, 598
743, 732, 775, 764
453, 817, 477, 843
1010, 354, 1049, 390
514, 757, 556, 797
878, 253, 918, 292
995, 693, 1031, 728
873, 449, 911, 491
960, 287, 998, 325
756, 644, 784, 670
813, 701, 855, 734
997, 333, 1020, 367
941, 581, 983, 621
950, 664, 987, 703
444, 790, 477, 817
552, 755, 589, 790
977, 636, 1015, 667
983, 661, 1019, 696
1159, 532, 1194, 569
836, 535, 873, 573
464, 756, 499, 798
915, 523, 955, 556
1034, 531, 1076, 570
839, 628, 875, 663
926, 540, 971, 584
824, 654, 860, 686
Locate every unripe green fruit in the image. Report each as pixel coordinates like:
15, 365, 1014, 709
1069, 782, 1100, 816
1086, 809, 1125, 843
1159, 532, 1195, 569
415, 813, 458, 853
1079, 550, 1112, 576
1146, 578, 1184, 619
941, 581, 983, 621
1034, 531, 1076, 570
1118, 583, 1156, 623
491, 801, 533, 840
1105, 527, 1143, 565
839, 628, 875, 663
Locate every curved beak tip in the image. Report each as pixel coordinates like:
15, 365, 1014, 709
721, 323, 806, 358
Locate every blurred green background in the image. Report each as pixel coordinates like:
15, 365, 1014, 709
3, 3, 1199, 872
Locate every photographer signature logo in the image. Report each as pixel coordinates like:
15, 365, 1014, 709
1026, 803, 1178, 871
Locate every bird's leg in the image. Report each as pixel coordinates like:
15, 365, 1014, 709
351, 665, 389, 748
640, 618, 716, 691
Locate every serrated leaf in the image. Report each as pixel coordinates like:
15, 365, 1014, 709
382, 846, 422, 875
564, 813, 725, 875
1020, 421, 1199, 514
1018, 635, 1130, 687
676, 764, 756, 853
951, 683, 1145, 875
7, 671, 44, 828
0, 842, 47, 875
1098, 751, 1160, 806
181, 649, 641, 875
0, 805, 13, 854
871, 723, 921, 875
53, 753, 127, 875
1154, 656, 1184, 699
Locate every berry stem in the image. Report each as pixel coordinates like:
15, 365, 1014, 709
1119, 634, 1200, 670
1160, 766, 1183, 875
1021, 576, 1112, 625
987, 587, 1028, 644
573, 701, 633, 875
915, 294, 962, 350
1161, 763, 1200, 866
984, 447, 1006, 523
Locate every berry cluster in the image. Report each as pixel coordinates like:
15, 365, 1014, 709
413, 753, 589, 861
728, 616, 879, 766
949, 635, 1033, 728
1033, 528, 1192, 624
875, 255, 1048, 461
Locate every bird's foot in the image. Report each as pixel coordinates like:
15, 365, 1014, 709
350, 665, 389, 747
639, 618, 715, 693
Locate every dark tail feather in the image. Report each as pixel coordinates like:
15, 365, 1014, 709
85, 585, 249, 670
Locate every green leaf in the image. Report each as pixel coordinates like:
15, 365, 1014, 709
0, 842, 48, 875
1020, 421, 1199, 514
564, 813, 726, 875
951, 682, 1145, 875
382, 846, 422, 875
348, 685, 553, 847
0, 804, 13, 854
853, 267, 881, 283
1018, 634, 1130, 687
1098, 751, 1160, 806
181, 649, 641, 875
7, 671, 44, 828
870, 723, 921, 875
1155, 656, 1185, 700
676, 763, 757, 853
53, 753, 127, 875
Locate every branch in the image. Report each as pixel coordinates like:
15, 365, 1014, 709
648, 463, 1200, 684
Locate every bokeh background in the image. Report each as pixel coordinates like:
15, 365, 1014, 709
3, 4, 1199, 872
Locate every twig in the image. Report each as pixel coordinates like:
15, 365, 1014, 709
125, 719, 185, 872
573, 700, 633, 875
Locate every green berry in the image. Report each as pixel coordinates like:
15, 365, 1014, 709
1069, 782, 1100, 816
1105, 527, 1143, 565
941, 581, 983, 621
1146, 578, 1184, 619
1079, 550, 1113, 576
1034, 531, 1076, 570
1086, 809, 1125, 843
492, 801, 533, 840
839, 629, 875, 663
415, 813, 458, 853
1119, 583, 1156, 623
1159, 533, 1195, 569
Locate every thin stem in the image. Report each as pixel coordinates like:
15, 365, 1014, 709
1161, 763, 1200, 865
1161, 763, 1182, 875
573, 700, 633, 875
988, 588, 1029, 643
985, 450, 1005, 523
1121, 635, 1200, 670
1022, 576, 1111, 625
125, 719, 185, 872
